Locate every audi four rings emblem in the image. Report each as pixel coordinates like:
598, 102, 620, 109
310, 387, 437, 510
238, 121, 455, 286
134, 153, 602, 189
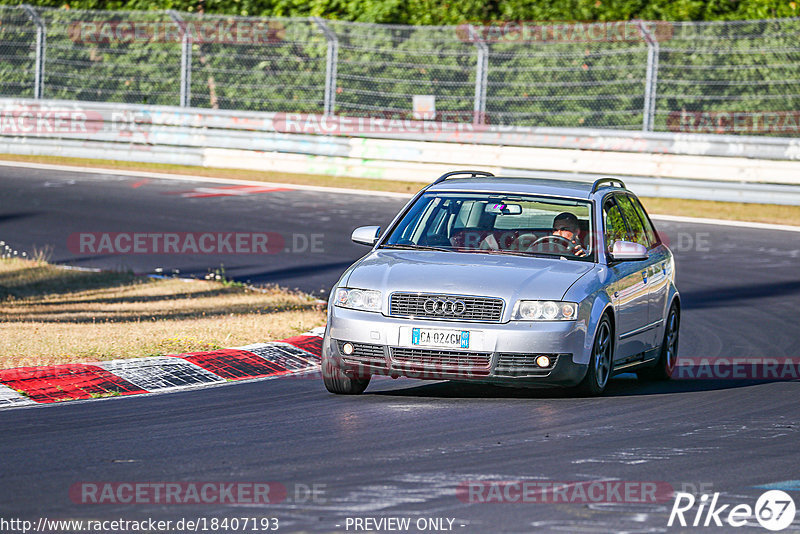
423, 298, 467, 315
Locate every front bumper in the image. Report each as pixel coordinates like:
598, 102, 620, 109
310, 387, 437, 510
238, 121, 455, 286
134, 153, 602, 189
323, 306, 589, 387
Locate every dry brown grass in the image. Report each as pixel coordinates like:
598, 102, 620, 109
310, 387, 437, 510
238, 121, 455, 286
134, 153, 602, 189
0, 257, 326, 369
2, 153, 799, 226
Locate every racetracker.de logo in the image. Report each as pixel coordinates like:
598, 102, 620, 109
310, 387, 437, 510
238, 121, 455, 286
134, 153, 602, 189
67, 20, 285, 44
0, 108, 103, 135
457, 481, 675, 503
455, 20, 674, 43
272, 112, 491, 135
674, 357, 800, 380
68, 232, 285, 255
667, 111, 800, 135
69, 482, 287, 504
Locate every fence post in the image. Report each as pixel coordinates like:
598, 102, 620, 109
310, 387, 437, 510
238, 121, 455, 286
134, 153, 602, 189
638, 21, 659, 132
314, 17, 338, 116
20, 4, 45, 99
168, 10, 192, 107
468, 25, 488, 125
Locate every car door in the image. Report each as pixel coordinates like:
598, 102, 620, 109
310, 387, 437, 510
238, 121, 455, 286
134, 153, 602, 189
628, 195, 671, 332
603, 195, 651, 361
616, 194, 668, 350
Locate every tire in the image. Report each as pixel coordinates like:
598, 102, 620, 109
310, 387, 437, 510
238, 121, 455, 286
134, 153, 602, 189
322, 356, 371, 395
576, 315, 613, 396
637, 303, 679, 382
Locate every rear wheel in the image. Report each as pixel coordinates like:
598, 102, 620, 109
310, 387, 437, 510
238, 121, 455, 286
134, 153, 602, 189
576, 315, 613, 396
638, 303, 679, 381
322, 356, 371, 395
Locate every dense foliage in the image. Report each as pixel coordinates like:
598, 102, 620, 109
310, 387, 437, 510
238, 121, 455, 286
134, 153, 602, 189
1, 0, 799, 23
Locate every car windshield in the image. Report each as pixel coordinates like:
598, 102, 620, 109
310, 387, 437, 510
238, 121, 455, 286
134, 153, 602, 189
382, 192, 594, 261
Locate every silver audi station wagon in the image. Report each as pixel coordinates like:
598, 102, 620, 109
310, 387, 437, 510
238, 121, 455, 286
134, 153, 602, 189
322, 171, 680, 396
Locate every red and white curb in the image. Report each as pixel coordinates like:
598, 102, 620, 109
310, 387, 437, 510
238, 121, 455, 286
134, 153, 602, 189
0, 327, 325, 409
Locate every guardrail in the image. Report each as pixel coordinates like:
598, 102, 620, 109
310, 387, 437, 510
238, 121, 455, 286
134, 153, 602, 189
1, 98, 799, 204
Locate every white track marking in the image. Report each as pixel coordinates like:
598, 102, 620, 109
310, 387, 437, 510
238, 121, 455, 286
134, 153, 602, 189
2, 160, 798, 230
0, 384, 35, 409
0, 160, 412, 198
97, 357, 225, 392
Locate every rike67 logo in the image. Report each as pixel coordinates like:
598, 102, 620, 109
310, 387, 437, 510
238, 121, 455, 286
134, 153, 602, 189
669, 490, 796, 531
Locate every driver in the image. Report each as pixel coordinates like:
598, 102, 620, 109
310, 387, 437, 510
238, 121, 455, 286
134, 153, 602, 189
551, 212, 586, 257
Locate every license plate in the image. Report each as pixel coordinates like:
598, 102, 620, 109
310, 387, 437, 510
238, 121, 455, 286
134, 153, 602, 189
411, 328, 470, 349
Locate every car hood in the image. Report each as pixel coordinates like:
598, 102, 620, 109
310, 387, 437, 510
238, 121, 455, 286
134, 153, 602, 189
344, 249, 594, 302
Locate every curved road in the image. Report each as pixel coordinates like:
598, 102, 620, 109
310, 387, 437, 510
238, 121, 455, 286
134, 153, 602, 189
0, 164, 798, 533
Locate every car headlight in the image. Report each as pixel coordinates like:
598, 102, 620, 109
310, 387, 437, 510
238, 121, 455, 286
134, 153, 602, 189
334, 287, 382, 312
513, 300, 578, 321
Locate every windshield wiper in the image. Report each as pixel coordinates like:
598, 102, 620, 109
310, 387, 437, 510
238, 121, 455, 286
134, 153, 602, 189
381, 243, 453, 253
458, 248, 543, 258
455, 248, 587, 260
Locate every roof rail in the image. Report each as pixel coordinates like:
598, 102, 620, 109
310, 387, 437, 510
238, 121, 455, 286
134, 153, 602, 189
591, 177, 626, 193
433, 170, 495, 185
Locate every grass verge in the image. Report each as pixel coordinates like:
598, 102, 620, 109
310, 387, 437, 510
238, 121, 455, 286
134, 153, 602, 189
0, 257, 326, 369
2, 153, 799, 226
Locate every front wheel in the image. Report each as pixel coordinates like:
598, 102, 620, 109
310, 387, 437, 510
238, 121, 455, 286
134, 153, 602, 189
576, 315, 613, 396
322, 356, 371, 395
638, 303, 679, 382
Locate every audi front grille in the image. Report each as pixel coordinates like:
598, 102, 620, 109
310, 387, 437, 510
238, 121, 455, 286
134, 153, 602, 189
390, 347, 491, 374
389, 293, 504, 322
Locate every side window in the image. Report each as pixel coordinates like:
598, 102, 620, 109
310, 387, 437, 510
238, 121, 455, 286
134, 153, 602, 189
629, 196, 659, 247
616, 195, 650, 248
603, 198, 629, 252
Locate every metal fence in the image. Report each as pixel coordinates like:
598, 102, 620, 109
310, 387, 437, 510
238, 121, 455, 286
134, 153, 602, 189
2, 6, 800, 134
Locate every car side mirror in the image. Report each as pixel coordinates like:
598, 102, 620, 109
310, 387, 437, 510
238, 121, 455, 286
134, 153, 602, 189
610, 241, 648, 261
351, 225, 381, 246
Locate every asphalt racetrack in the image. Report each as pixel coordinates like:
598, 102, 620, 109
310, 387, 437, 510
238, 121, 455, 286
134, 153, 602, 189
0, 164, 798, 533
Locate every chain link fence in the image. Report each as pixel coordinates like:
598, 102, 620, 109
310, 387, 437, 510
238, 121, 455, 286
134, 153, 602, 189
655, 19, 800, 134
179, 13, 326, 111
1, 7, 799, 135
0, 5, 38, 98
327, 21, 476, 119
